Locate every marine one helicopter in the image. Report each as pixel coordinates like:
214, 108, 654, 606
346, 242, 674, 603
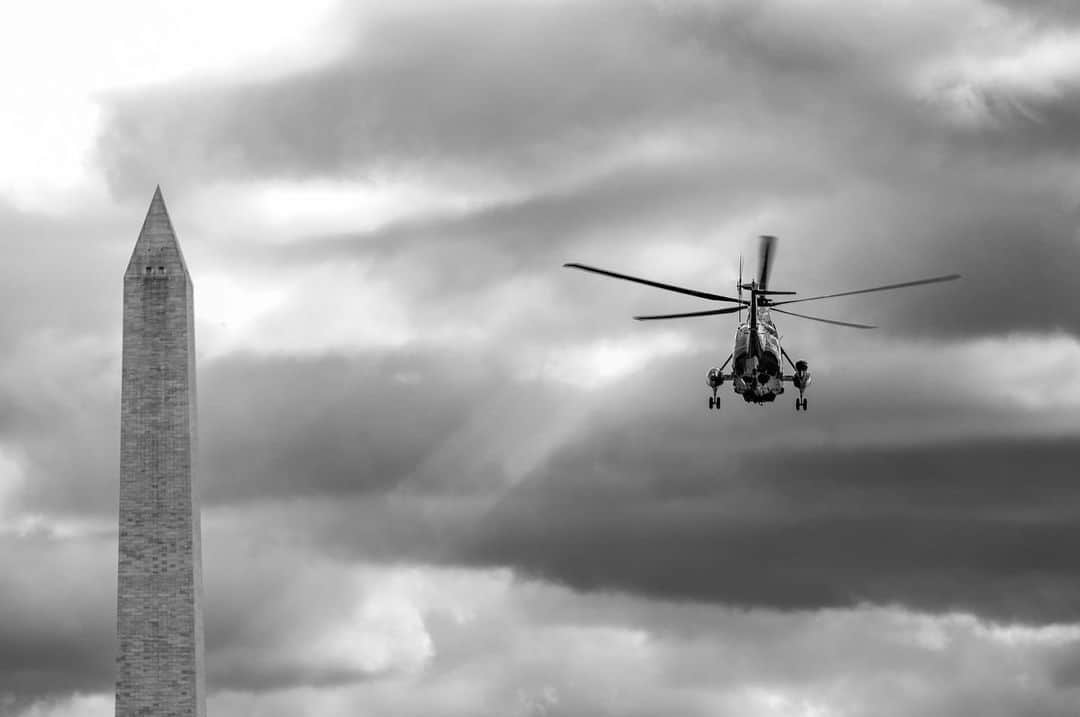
564, 235, 960, 411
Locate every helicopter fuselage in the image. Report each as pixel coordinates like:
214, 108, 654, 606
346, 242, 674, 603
706, 305, 812, 408
731, 309, 785, 403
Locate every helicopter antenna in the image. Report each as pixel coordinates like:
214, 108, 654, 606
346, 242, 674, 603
737, 254, 743, 324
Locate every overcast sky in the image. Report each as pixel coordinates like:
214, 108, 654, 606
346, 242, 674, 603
3, 1, 1080, 715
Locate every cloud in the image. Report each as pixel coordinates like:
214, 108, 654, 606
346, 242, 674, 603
95, 1, 713, 192
0, 1, 345, 211
86, 0, 1080, 354
0, 530, 114, 706
149, 570, 1080, 716
93, 0, 971, 194
203, 526, 436, 692
7, 1, 1080, 714
990, 0, 1080, 26
450, 348, 1080, 622
10, 694, 111, 717
197, 352, 484, 504
196, 347, 601, 506
8, 494, 1080, 714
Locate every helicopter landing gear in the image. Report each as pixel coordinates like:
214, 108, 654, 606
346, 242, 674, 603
707, 384, 721, 411
795, 397, 807, 411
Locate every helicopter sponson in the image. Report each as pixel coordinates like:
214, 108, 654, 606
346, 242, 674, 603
792, 360, 812, 391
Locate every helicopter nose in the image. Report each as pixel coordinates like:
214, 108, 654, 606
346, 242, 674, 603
757, 372, 770, 385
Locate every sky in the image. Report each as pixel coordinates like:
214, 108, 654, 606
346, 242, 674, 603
2, 0, 1080, 715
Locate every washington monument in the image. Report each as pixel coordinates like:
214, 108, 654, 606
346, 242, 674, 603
115, 187, 206, 716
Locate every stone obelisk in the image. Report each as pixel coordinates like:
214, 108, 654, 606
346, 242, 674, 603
116, 187, 206, 717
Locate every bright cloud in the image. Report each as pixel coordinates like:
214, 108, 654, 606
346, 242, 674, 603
0, 0, 344, 209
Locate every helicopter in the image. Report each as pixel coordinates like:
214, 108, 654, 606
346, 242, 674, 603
564, 235, 960, 411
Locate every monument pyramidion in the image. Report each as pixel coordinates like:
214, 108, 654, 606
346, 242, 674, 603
115, 187, 206, 716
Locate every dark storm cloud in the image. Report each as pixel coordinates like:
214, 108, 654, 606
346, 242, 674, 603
0, 200, 128, 342
93, 0, 934, 194
232, 159, 834, 340
0, 201, 135, 517
91, 0, 1080, 341
9, 346, 504, 515
942, 77, 1080, 158
6, 177, 1078, 522
247, 164, 1080, 340
264, 152, 832, 266
0, 361, 118, 516
95, 1, 692, 191
94, 0, 1080, 195
804, 180, 1080, 338
990, 0, 1080, 25
198, 350, 507, 504
100, 321, 1058, 624
189, 344, 1080, 625
0, 520, 423, 707
459, 430, 1080, 623
0, 531, 114, 706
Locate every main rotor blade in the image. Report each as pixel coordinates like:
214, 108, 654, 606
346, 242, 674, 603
780, 345, 797, 370
634, 306, 745, 321
770, 274, 961, 306
771, 307, 876, 329
758, 235, 776, 290
564, 263, 743, 303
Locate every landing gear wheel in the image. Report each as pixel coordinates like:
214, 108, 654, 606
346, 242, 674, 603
794, 399, 801, 412
708, 396, 715, 410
